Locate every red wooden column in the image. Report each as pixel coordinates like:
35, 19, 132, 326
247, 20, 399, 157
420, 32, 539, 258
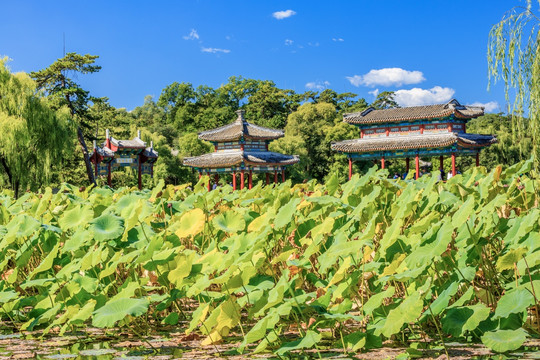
107, 163, 112, 187
451, 153, 456, 176
476, 152, 480, 167
232, 171, 237, 190
415, 155, 420, 180
439, 155, 444, 170
348, 158, 352, 180
405, 157, 410, 173
282, 169, 285, 182
381, 157, 385, 169
138, 154, 143, 190
274, 170, 278, 184
266, 173, 270, 185
198, 172, 202, 180
248, 169, 253, 189
240, 170, 245, 190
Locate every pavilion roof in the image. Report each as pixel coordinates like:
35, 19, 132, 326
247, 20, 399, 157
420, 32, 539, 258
198, 110, 284, 142
183, 149, 299, 169
143, 147, 158, 158
343, 99, 484, 125
110, 136, 146, 149
91, 146, 115, 158
331, 132, 497, 153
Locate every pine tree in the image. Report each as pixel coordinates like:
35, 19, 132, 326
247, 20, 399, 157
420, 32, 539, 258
30, 53, 101, 185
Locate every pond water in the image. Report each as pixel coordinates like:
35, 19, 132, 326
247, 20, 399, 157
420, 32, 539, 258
1, 331, 540, 359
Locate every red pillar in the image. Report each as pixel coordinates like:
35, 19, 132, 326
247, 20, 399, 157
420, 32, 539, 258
266, 173, 270, 185
439, 155, 444, 171
240, 170, 245, 190
274, 170, 278, 184
348, 158, 352, 181
232, 171, 237, 190
107, 163, 112, 187
381, 157, 385, 169
198, 172, 202, 180
405, 157, 410, 173
138, 155, 142, 190
248, 169, 253, 190
452, 153, 456, 177
282, 169, 285, 182
476, 152, 480, 167
415, 155, 419, 180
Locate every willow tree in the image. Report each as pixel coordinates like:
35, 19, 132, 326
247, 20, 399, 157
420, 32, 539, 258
488, 0, 540, 164
31, 53, 101, 185
0, 59, 73, 197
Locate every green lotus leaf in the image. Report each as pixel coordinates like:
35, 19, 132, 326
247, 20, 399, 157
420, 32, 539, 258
494, 288, 535, 319
442, 304, 490, 337
4, 214, 40, 240
274, 198, 300, 230
89, 213, 124, 241
481, 328, 527, 353
276, 330, 322, 355
213, 211, 245, 233
92, 298, 149, 328
496, 247, 528, 271
59, 204, 94, 231
0, 290, 18, 303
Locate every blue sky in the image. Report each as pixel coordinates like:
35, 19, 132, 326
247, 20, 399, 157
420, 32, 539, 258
1, 1, 517, 112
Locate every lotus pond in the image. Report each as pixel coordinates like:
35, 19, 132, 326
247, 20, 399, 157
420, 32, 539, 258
0, 160, 540, 358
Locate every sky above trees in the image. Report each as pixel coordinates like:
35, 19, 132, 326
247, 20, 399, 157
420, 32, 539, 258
1, 0, 515, 111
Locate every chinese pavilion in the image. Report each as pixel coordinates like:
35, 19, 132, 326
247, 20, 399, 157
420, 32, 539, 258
331, 99, 497, 179
183, 110, 299, 190
90, 129, 158, 189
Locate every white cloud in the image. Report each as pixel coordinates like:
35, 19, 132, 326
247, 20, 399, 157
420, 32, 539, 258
469, 101, 500, 113
368, 89, 379, 97
284, 39, 294, 46
332, 38, 344, 42
346, 67, 425, 87
201, 47, 230, 54
272, 10, 296, 19
393, 86, 455, 107
305, 81, 330, 91
308, 42, 320, 47
183, 29, 199, 40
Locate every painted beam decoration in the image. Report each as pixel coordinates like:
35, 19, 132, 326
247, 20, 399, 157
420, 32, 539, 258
331, 99, 497, 180
89, 129, 158, 189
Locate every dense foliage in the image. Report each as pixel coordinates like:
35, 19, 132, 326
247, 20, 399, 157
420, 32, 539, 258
0, 160, 538, 356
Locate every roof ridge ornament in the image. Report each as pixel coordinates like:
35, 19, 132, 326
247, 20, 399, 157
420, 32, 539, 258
236, 109, 246, 123
361, 107, 375, 116
446, 99, 463, 109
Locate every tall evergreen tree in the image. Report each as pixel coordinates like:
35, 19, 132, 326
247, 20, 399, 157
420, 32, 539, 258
30, 53, 101, 185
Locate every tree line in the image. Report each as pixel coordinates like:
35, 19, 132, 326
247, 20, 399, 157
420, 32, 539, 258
0, 53, 531, 196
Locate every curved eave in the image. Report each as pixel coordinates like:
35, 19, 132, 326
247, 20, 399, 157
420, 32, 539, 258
198, 122, 284, 142
183, 150, 299, 169
331, 133, 497, 153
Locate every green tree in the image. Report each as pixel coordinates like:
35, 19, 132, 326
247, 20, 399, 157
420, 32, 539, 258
0, 60, 73, 197
30, 52, 101, 185
371, 91, 399, 109
489, 1, 540, 163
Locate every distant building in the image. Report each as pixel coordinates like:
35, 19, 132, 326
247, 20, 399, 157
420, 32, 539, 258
90, 129, 158, 189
